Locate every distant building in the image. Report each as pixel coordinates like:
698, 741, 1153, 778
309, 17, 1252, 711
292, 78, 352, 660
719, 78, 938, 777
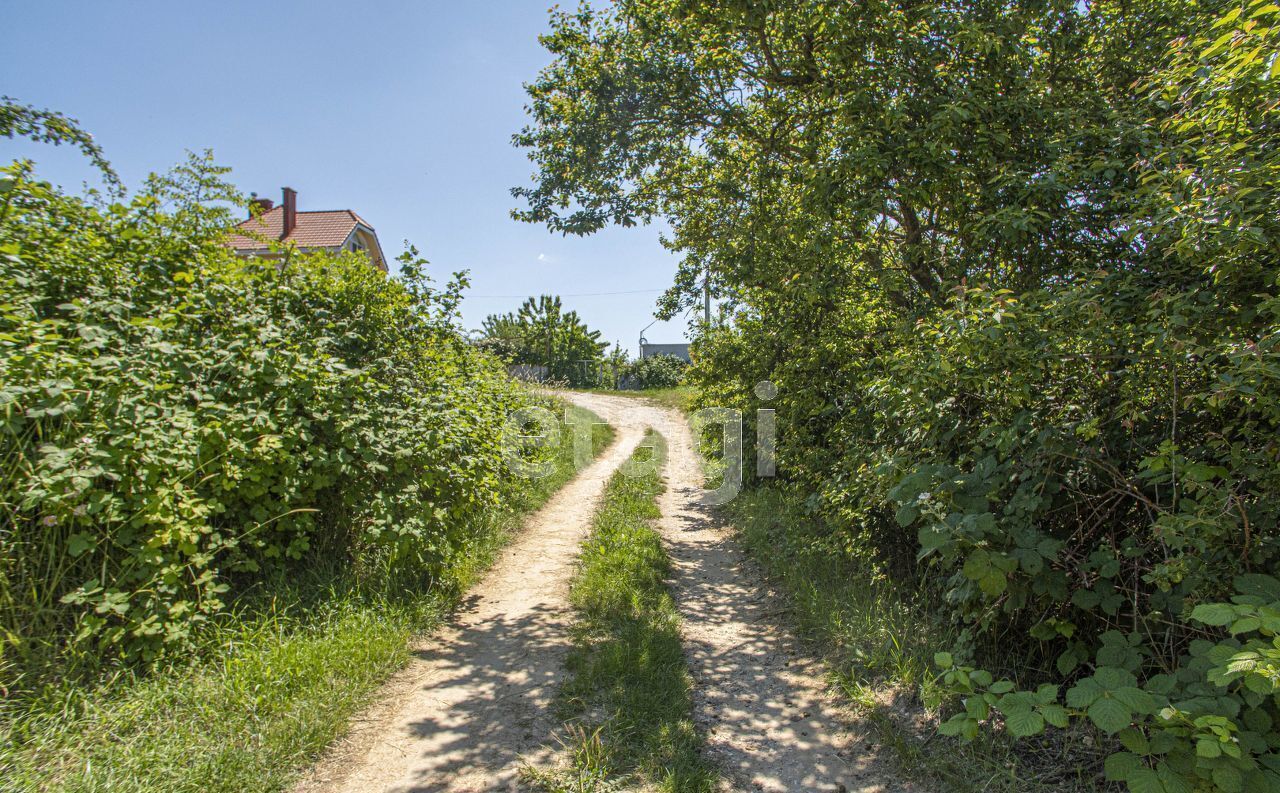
639, 343, 690, 362
226, 187, 388, 271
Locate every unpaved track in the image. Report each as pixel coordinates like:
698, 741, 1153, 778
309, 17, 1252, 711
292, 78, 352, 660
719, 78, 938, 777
295, 417, 648, 793
561, 392, 912, 793
299, 391, 911, 792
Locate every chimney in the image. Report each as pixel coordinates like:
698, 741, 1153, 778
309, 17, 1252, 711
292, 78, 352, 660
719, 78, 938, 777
248, 192, 274, 218
281, 187, 297, 240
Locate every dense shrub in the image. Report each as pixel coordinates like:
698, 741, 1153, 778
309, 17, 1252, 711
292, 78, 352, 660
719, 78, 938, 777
624, 354, 686, 390
514, 0, 1280, 789
0, 156, 532, 689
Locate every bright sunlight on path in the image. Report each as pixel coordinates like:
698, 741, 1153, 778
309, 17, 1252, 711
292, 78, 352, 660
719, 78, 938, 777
299, 391, 916, 793
558, 392, 920, 793
295, 413, 648, 793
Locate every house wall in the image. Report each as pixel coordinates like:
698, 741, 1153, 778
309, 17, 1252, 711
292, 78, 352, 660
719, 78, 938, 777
350, 229, 387, 271
639, 343, 690, 362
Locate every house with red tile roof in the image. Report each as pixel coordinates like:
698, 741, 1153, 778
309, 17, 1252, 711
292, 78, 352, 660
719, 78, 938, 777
226, 187, 388, 271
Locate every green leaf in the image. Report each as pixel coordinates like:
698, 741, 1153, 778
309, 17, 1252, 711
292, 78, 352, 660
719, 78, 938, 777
67, 532, 93, 557
939, 713, 972, 737
1156, 764, 1194, 793
1067, 678, 1104, 708
1129, 667, 1163, 693
1191, 603, 1238, 626
1200, 31, 1237, 59
963, 552, 990, 581
1088, 697, 1132, 734
1104, 751, 1142, 782
1112, 686, 1156, 714
1095, 667, 1138, 690
1126, 768, 1166, 793
1119, 728, 1151, 754
895, 503, 919, 527
1235, 574, 1280, 600
918, 526, 947, 555
965, 696, 991, 721
934, 651, 954, 669
1213, 6, 1243, 26
1004, 707, 1044, 737
1213, 764, 1243, 793
1243, 707, 1273, 733
1040, 704, 1070, 729
1244, 673, 1276, 694
1230, 616, 1261, 634
1072, 588, 1102, 610
979, 569, 1007, 596
1057, 648, 1081, 676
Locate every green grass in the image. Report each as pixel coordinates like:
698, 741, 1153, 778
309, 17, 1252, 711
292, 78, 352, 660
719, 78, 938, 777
0, 403, 613, 793
524, 431, 715, 793
573, 386, 697, 413
725, 487, 1108, 793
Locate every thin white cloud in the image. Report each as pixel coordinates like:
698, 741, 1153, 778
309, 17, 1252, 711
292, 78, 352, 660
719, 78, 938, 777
536, 252, 557, 263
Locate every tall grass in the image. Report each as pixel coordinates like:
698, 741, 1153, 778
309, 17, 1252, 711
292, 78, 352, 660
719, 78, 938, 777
525, 431, 715, 793
0, 405, 612, 793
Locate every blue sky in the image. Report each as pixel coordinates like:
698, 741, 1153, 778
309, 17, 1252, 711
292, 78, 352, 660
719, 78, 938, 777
0, 0, 691, 354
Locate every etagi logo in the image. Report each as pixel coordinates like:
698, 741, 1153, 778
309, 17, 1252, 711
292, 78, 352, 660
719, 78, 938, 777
501, 381, 778, 506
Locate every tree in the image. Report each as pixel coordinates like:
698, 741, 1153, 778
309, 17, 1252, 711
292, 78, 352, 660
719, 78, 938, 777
512, 0, 1198, 318
480, 295, 608, 385
1, 95, 120, 191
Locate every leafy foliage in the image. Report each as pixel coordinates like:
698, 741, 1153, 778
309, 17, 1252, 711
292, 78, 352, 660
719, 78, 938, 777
0, 154, 536, 688
623, 353, 686, 390
3, 408, 613, 793
514, 0, 1280, 789
1, 95, 120, 191
480, 294, 610, 386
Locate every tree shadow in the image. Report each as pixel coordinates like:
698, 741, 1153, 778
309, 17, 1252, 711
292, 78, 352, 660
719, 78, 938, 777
658, 474, 914, 793
382, 600, 571, 791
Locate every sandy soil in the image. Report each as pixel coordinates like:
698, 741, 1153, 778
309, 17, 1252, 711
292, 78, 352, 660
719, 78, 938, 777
296, 391, 917, 793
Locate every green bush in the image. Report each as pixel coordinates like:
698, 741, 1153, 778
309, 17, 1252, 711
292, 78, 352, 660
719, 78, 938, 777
873, 277, 1280, 790
0, 407, 613, 793
624, 354, 686, 390
0, 155, 533, 690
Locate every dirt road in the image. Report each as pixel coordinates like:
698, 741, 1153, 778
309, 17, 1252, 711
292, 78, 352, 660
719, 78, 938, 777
561, 392, 903, 793
297, 391, 906, 793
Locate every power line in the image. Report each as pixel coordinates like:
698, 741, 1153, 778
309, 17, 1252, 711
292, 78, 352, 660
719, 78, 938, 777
471, 289, 670, 299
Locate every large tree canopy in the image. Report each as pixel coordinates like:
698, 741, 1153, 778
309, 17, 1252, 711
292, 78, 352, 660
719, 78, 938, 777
513, 0, 1215, 317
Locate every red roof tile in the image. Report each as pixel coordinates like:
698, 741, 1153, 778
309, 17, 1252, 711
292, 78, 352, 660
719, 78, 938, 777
226, 206, 366, 251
